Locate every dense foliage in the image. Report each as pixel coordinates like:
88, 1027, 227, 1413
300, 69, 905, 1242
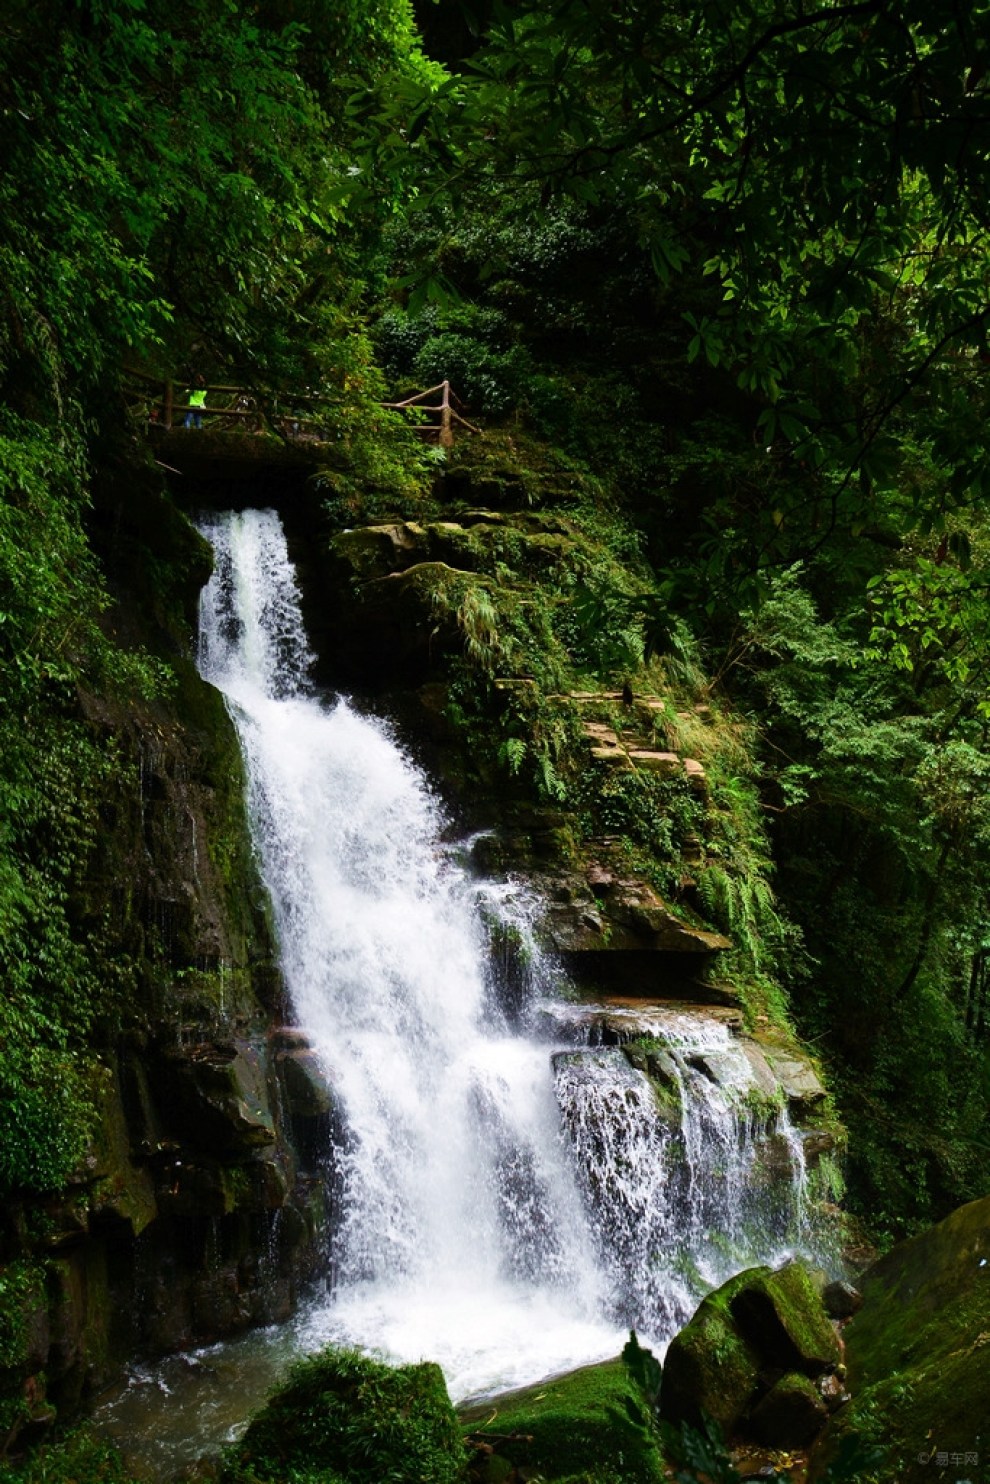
362, 0, 990, 1238
223, 1348, 465, 1484
0, 0, 433, 1196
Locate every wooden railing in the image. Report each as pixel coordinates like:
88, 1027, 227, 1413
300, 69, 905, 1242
123, 369, 480, 447
381, 381, 481, 448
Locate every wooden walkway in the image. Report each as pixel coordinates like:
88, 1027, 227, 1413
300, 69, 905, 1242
124, 370, 480, 448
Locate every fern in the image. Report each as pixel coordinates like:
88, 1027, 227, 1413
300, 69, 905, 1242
456, 585, 503, 673
499, 736, 527, 775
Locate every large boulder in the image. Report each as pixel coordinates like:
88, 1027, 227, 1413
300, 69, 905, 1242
749, 1371, 829, 1448
820, 1194, 990, 1482
728, 1261, 843, 1376
660, 1261, 843, 1445
658, 1269, 766, 1434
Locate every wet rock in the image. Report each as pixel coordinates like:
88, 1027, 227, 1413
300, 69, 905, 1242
659, 1271, 764, 1434
763, 1050, 826, 1113
86, 1061, 158, 1237
191, 1266, 252, 1335
120, 1050, 169, 1157
799, 1128, 839, 1165
822, 1279, 863, 1320
247, 1152, 293, 1209
817, 1371, 852, 1411
749, 1372, 829, 1448
660, 1261, 843, 1445
276, 1045, 334, 1119
738, 1042, 779, 1100
157, 1039, 277, 1153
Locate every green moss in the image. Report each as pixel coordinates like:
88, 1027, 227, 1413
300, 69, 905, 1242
224, 1347, 465, 1484
461, 1358, 665, 1483
0, 1261, 45, 1372
730, 1262, 841, 1376
0, 1428, 137, 1484
659, 1295, 760, 1436
825, 1195, 990, 1481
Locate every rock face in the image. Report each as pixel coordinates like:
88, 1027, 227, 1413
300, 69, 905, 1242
537, 997, 839, 1172
821, 1194, 990, 1482
0, 483, 335, 1443
659, 1261, 845, 1448
314, 510, 738, 1005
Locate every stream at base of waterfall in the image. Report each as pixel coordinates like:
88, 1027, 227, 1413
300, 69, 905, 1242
90, 508, 833, 1476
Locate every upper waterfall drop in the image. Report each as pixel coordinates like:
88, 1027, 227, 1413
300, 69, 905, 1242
196, 507, 622, 1397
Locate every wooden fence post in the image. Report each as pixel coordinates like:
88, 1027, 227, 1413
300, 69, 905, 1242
440, 380, 453, 448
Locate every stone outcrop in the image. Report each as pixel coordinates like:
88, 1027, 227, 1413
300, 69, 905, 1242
315, 509, 740, 1007
537, 998, 839, 1168
459, 1356, 666, 1483
820, 1194, 990, 1481
0, 1022, 335, 1430
659, 1261, 846, 1449
0, 483, 335, 1444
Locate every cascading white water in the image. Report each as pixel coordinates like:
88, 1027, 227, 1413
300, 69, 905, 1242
552, 1011, 815, 1340
194, 506, 826, 1404
196, 508, 623, 1399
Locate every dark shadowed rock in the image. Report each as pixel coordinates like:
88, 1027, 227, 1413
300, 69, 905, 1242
658, 1269, 765, 1433
660, 1260, 843, 1446
749, 1371, 829, 1448
823, 1279, 863, 1320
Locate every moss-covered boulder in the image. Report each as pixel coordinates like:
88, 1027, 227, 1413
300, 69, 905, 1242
461, 1357, 666, 1482
659, 1261, 842, 1445
728, 1261, 842, 1377
820, 1194, 990, 1482
749, 1371, 828, 1448
224, 1348, 465, 1484
658, 1269, 764, 1435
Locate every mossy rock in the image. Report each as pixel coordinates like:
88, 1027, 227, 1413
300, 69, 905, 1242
727, 1260, 841, 1377
659, 1261, 839, 1442
461, 1357, 665, 1483
225, 1347, 464, 1484
749, 1371, 828, 1448
658, 1270, 763, 1435
820, 1194, 990, 1482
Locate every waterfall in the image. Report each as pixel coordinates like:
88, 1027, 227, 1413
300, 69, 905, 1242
195, 508, 824, 1402
552, 1011, 812, 1340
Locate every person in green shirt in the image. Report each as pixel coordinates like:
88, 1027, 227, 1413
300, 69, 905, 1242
185, 375, 207, 429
